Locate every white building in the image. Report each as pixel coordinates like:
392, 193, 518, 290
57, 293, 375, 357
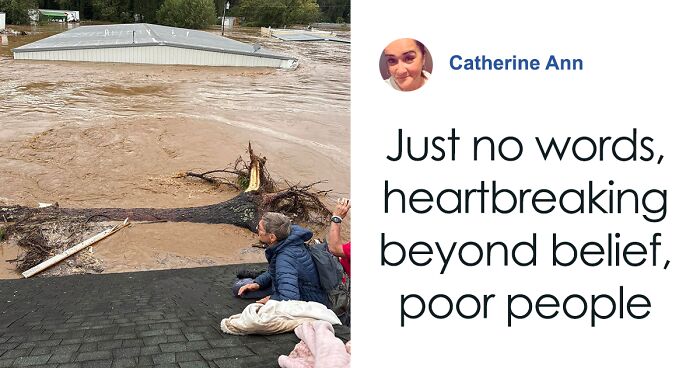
29, 9, 80, 23
13, 23, 297, 68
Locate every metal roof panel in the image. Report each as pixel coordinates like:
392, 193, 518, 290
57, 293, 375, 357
14, 23, 294, 60
272, 31, 350, 43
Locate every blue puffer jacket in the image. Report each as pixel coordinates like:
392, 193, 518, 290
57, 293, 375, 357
254, 225, 329, 307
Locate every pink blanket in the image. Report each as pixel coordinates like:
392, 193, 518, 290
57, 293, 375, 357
278, 320, 351, 368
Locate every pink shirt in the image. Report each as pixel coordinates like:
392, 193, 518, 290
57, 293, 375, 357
340, 242, 351, 277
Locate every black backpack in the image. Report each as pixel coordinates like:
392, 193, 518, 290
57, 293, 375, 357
306, 240, 351, 324
307, 240, 344, 292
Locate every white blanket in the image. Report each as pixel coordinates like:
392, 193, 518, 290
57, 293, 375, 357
221, 300, 341, 335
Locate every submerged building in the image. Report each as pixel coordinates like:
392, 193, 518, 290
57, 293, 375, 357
261, 27, 350, 43
29, 9, 81, 23
13, 23, 297, 68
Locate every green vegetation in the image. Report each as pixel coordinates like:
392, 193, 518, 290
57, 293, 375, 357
91, 0, 132, 23
1, 0, 38, 24
235, 0, 320, 27
13, 0, 349, 27
317, 0, 349, 23
157, 0, 216, 29
237, 175, 250, 190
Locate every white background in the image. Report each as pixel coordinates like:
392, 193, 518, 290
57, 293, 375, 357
351, 1, 699, 366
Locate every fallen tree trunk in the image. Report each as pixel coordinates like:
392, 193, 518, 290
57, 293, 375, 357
1, 144, 330, 232
0, 144, 332, 272
1, 191, 261, 231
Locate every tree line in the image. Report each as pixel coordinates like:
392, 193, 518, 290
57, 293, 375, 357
1, 0, 349, 28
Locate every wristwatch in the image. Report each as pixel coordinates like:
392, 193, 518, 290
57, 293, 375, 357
331, 215, 343, 224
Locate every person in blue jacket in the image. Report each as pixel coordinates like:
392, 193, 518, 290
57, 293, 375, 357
236, 212, 329, 306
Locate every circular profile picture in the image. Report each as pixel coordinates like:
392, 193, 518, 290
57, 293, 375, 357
380, 38, 433, 92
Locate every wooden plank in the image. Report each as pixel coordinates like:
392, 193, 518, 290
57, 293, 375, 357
22, 219, 129, 278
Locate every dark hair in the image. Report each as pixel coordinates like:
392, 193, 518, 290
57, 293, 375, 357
414, 39, 426, 56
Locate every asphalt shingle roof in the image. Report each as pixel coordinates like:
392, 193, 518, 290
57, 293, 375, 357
0, 264, 350, 367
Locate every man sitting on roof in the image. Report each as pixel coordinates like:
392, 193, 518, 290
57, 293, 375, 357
235, 212, 329, 307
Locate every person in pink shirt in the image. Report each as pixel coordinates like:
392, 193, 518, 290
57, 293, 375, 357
328, 198, 350, 276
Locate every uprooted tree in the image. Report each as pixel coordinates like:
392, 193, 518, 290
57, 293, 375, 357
0, 143, 333, 272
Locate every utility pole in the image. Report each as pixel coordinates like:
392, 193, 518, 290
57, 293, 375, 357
221, 1, 230, 36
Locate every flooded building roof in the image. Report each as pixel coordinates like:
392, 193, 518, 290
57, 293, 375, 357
261, 27, 350, 44
13, 23, 297, 68
273, 32, 350, 43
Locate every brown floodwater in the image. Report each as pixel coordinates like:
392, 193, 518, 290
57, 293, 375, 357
0, 24, 350, 279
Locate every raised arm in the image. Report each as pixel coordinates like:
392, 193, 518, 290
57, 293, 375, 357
328, 198, 350, 257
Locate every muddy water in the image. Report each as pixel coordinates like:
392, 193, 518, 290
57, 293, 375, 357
0, 24, 350, 279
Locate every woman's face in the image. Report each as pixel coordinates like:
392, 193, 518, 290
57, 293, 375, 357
384, 39, 425, 91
